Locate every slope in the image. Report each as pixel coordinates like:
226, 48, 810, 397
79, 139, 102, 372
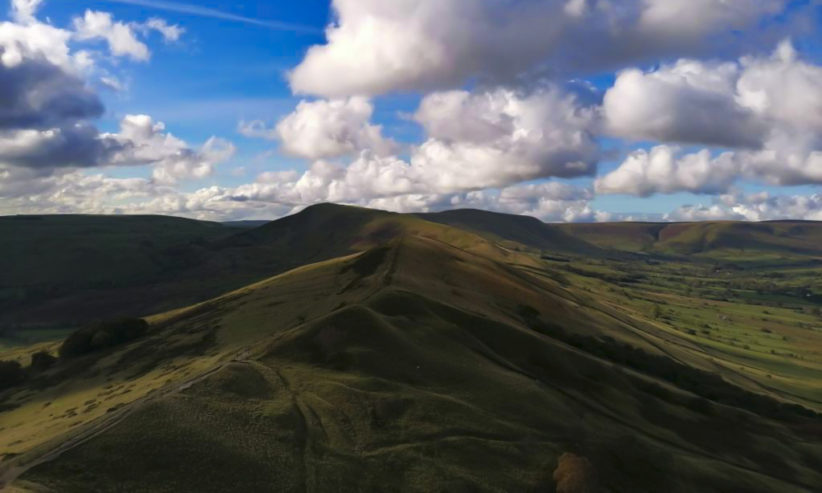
418, 208, 603, 257
0, 205, 400, 332
559, 221, 822, 257
5, 224, 821, 492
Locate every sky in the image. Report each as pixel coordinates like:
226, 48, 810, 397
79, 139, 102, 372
0, 0, 821, 222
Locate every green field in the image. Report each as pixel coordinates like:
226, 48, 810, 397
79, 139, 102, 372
1, 205, 821, 492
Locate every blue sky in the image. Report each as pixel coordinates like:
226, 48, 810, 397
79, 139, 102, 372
1, 0, 821, 221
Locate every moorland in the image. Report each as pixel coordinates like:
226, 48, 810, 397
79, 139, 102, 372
0, 204, 820, 492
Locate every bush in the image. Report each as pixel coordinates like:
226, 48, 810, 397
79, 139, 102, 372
553, 453, 598, 493
30, 351, 57, 372
60, 318, 149, 359
0, 360, 25, 390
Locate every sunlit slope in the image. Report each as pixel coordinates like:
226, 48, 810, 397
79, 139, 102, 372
14, 233, 822, 492
559, 221, 822, 257
418, 208, 604, 256
0, 248, 380, 480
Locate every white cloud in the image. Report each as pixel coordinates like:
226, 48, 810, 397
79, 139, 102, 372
0, 16, 74, 69
411, 86, 599, 191
106, 114, 235, 184
605, 41, 822, 149
289, 0, 793, 97
248, 86, 598, 197
595, 146, 741, 196
638, 0, 788, 39
73, 10, 151, 61
0, 113, 234, 190
0, 166, 161, 215
237, 120, 277, 140
451, 182, 600, 222
167, 174, 601, 222
600, 41, 822, 194
603, 61, 765, 148
244, 97, 396, 159
10, 0, 43, 24
668, 191, 822, 222
141, 17, 184, 42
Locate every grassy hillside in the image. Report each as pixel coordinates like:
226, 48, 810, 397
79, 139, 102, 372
0, 206, 398, 333
5, 208, 821, 335
0, 215, 235, 333
419, 209, 603, 257
1, 210, 820, 492
559, 221, 822, 257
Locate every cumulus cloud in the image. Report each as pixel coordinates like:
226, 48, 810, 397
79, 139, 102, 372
601, 41, 822, 194
73, 10, 151, 61
449, 182, 602, 223
0, 58, 104, 130
158, 175, 601, 222
260, 85, 598, 200
0, 113, 233, 183
106, 115, 236, 184
595, 146, 741, 196
410, 87, 599, 190
603, 61, 766, 148
0, 3, 228, 195
637, 0, 788, 39
242, 97, 396, 159
668, 191, 822, 222
0, 15, 76, 69
289, 0, 793, 97
10, 0, 42, 24
604, 41, 822, 149
0, 124, 123, 169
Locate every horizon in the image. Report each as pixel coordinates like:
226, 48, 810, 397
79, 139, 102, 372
0, 1, 821, 223
2, 202, 822, 226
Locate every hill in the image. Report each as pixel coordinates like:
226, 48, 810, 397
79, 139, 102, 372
0, 206, 398, 333
1, 205, 821, 492
418, 209, 603, 257
559, 221, 822, 257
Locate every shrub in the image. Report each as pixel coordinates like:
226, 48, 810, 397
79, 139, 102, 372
30, 351, 57, 372
553, 453, 598, 493
60, 318, 149, 359
0, 360, 25, 390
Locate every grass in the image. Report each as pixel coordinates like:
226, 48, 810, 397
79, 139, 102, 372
0, 204, 821, 491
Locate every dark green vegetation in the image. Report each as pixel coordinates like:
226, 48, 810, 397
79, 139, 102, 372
1, 205, 821, 492
59, 318, 149, 359
0, 207, 402, 335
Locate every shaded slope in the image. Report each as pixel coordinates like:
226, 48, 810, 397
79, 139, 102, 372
0, 205, 403, 330
0, 215, 230, 289
12, 234, 822, 492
